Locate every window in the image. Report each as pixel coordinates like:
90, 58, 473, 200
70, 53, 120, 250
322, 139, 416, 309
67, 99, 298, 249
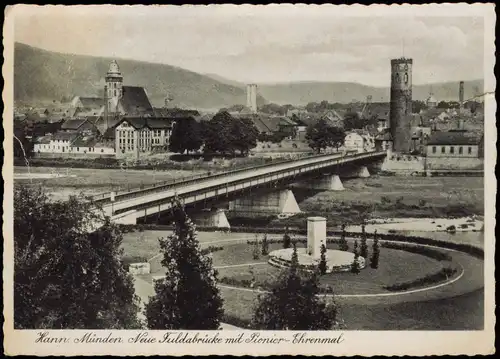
77, 147, 79, 151
432, 146, 436, 154
441, 146, 445, 154
468, 147, 472, 154
450, 146, 454, 154
458, 146, 463, 154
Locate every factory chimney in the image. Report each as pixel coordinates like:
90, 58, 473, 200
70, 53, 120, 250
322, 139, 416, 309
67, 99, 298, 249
459, 81, 465, 114
246, 84, 258, 114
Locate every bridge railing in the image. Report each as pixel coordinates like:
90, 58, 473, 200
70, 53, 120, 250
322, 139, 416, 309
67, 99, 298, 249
109, 150, 386, 214
92, 150, 358, 203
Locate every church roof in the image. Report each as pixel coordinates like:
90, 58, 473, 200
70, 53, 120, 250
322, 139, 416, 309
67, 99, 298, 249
120, 86, 154, 116
79, 97, 104, 109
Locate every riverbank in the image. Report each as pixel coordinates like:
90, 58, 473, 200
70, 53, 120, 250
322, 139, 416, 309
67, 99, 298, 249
349, 216, 484, 233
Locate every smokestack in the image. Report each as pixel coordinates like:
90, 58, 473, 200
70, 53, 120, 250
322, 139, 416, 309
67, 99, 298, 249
246, 84, 257, 114
459, 81, 465, 104
459, 81, 465, 115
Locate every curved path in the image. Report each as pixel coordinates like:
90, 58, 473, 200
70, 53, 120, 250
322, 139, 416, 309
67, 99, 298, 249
186, 235, 485, 306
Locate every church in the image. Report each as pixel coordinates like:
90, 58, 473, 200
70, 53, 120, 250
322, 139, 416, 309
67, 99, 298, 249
35, 60, 184, 159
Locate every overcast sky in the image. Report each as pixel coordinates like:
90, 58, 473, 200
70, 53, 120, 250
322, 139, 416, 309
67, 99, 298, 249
13, 5, 486, 86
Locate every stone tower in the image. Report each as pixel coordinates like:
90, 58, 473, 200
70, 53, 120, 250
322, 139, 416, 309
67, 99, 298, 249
246, 84, 258, 114
389, 58, 413, 153
105, 60, 123, 111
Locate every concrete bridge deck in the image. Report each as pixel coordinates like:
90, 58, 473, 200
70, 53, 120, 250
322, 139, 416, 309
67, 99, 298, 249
102, 150, 386, 222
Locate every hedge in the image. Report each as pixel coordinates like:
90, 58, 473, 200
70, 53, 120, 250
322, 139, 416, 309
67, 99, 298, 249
384, 267, 458, 291
117, 224, 484, 259
381, 242, 453, 261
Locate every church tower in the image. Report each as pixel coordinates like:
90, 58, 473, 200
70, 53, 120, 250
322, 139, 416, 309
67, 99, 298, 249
389, 57, 413, 153
105, 60, 123, 112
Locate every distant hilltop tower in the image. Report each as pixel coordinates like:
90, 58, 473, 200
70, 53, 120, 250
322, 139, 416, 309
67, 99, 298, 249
389, 58, 413, 153
106, 60, 123, 111
246, 84, 258, 114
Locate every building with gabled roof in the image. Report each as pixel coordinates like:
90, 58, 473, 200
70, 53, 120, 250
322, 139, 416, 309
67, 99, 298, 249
114, 116, 178, 158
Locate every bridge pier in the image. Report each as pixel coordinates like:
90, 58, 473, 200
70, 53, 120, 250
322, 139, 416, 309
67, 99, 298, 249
293, 174, 344, 191
229, 189, 301, 216
192, 208, 231, 229
357, 166, 370, 178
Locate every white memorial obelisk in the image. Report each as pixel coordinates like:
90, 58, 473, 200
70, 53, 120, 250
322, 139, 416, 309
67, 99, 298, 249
307, 217, 327, 259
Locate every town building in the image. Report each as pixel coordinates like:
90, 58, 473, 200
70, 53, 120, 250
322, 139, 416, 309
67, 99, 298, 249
425, 131, 484, 170
344, 130, 375, 153
114, 117, 177, 158
375, 129, 393, 151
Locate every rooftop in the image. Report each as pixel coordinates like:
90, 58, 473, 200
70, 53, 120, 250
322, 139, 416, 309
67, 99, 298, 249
426, 131, 482, 146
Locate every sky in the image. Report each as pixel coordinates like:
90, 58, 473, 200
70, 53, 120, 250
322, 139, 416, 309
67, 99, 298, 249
12, 5, 487, 87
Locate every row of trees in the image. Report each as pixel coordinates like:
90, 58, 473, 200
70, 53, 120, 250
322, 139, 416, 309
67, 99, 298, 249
350, 226, 380, 273
305, 119, 346, 153
169, 111, 259, 156
15, 187, 338, 330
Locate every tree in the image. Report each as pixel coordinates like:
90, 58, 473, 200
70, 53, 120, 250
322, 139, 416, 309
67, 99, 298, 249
343, 111, 365, 131
145, 198, 224, 329
231, 117, 259, 156
412, 100, 427, 114
305, 119, 345, 153
283, 229, 291, 249
360, 223, 368, 258
14, 124, 34, 159
339, 223, 349, 251
252, 244, 338, 330
328, 126, 346, 150
261, 233, 269, 256
252, 235, 260, 260
202, 111, 235, 155
14, 186, 141, 329
203, 111, 258, 156
437, 101, 449, 109
350, 241, 361, 274
169, 117, 203, 154
370, 230, 380, 269
318, 244, 328, 275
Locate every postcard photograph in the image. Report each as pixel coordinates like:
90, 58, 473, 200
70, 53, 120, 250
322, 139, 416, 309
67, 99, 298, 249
3, 3, 496, 356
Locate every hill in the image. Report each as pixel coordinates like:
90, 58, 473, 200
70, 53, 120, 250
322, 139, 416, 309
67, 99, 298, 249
15, 43, 483, 109
256, 80, 484, 105
14, 43, 266, 111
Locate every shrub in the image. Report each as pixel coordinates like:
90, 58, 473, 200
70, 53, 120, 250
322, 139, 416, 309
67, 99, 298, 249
384, 267, 457, 291
381, 242, 452, 261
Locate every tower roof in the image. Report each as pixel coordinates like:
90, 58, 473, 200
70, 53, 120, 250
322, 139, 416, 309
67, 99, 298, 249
107, 60, 123, 79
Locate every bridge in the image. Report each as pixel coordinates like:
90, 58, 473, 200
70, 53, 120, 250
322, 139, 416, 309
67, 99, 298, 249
95, 150, 386, 226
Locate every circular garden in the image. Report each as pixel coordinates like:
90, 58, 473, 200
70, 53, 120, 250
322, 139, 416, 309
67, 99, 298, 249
207, 236, 464, 296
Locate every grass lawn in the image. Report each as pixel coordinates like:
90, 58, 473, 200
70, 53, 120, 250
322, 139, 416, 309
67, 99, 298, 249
214, 242, 450, 295
121, 230, 261, 262
338, 288, 484, 330
276, 176, 484, 226
14, 166, 206, 199
305, 176, 483, 212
